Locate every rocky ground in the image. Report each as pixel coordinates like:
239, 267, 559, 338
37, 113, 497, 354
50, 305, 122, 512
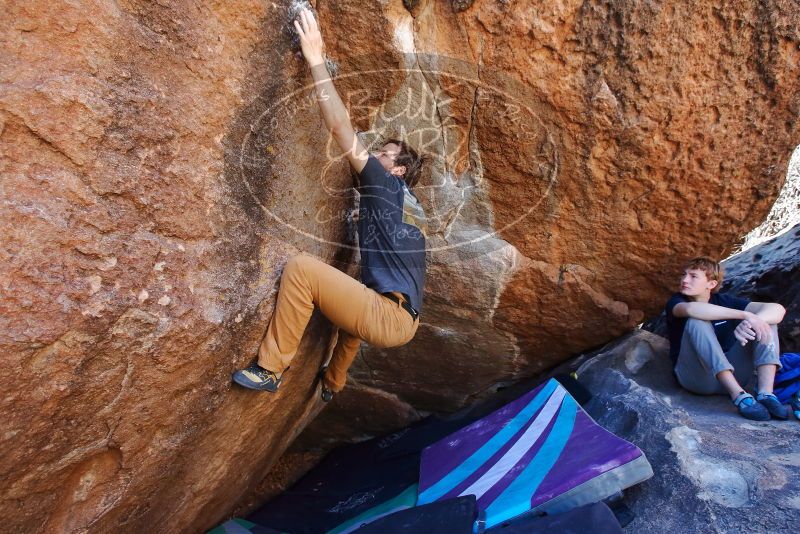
578, 330, 800, 534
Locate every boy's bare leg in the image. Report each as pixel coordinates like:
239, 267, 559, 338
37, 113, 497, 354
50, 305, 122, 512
757, 364, 778, 395
716, 370, 746, 402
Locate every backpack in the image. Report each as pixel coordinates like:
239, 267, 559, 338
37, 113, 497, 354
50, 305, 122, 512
774, 352, 800, 404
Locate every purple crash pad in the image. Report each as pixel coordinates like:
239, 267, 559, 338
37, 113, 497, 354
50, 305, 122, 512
417, 378, 652, 528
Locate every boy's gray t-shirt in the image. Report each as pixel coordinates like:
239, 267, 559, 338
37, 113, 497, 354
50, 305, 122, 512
357, 154, 427, 312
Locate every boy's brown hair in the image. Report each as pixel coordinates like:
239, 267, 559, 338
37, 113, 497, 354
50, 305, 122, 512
683, 256, 724, 292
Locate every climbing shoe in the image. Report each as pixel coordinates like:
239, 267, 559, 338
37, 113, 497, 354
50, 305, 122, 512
317, 365, 334, 402
756, 392, 789, 420
791, 392, 800, 420
733, 392, 770, 421
232, 363, 282, 392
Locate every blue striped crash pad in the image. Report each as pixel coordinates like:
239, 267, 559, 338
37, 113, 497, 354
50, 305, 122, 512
417, 378, 653, 528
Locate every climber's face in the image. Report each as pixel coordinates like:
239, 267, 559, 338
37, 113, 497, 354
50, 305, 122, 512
373, 143, 406, 178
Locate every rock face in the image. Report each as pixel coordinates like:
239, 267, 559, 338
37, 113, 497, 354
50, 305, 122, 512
576, 330, 800, 533
742, 146, 800, 248
723, 221, 800, 352
1, 0, 799, 532
2, 2, 349, 532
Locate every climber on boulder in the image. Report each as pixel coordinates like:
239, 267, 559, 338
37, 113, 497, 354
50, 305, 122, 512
664, 256, 788, 420
232, 8, 427, 402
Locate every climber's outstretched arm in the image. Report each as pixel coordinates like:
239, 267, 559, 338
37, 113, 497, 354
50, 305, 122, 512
294, 8, 369, 174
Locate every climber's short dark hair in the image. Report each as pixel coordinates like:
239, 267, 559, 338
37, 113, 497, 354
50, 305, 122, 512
384, 138, 426, 188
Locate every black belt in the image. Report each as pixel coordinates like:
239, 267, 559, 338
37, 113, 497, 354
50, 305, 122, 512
382, 293, 419, 321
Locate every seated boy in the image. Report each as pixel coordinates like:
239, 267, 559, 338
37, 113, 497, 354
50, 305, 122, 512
665, 257, 787, 420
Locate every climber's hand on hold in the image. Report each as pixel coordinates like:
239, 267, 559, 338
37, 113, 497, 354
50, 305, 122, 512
294, 8, 325, 67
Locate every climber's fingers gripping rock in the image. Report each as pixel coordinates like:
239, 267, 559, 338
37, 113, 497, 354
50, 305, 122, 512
294, 8, 324, 67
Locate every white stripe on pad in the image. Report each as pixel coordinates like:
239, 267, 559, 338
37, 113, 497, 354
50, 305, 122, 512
459, 386, 566, 500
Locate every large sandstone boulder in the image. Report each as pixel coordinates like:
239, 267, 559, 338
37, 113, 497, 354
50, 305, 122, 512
2, 2, 349, 532
1, 0, 799, 531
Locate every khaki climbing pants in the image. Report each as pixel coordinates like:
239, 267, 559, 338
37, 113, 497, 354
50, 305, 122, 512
258, 255, 419, 392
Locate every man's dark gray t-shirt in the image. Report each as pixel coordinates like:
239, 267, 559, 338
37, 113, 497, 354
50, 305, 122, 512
357, 154, 426, 312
